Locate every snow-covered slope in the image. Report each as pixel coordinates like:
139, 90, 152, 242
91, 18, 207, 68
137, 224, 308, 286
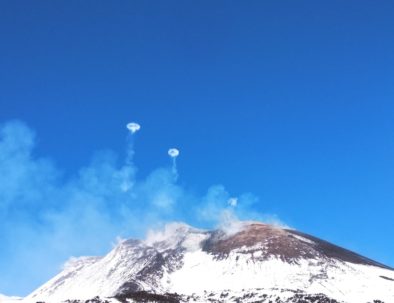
27, 222, 394, 303
0, 294, 22, 303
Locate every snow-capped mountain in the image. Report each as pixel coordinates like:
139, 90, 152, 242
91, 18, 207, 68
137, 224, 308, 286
27, 222, 394, 303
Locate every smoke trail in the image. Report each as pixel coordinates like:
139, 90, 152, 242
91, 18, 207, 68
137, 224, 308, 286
168, 148, 180, 179
125, 122, 140, 164
0, 120, 282, 296
121, 122, 141, 192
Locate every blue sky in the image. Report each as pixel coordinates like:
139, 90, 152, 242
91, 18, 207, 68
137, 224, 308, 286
1, 0, 394, 296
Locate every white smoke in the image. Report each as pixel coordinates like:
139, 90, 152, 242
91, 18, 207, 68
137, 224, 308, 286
228, 197, 238, 207
126, 122, 141, 134
168, 148, 180, 179
218, 209, 244, 236
0, 120, 282, 296
121, 122, 141, 192
168, 148, 179, 158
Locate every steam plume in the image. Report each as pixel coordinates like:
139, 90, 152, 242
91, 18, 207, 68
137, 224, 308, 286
0, 120, 281, 295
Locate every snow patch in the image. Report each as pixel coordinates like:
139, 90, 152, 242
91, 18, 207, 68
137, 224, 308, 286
0, 294, 22, 303
291, 234, 315, 245
63, 256, 102, 271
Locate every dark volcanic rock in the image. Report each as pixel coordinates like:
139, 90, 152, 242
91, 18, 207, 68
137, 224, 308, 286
287, 229, 393, 270
114, 291, 181, 303
202, 223, 393, 270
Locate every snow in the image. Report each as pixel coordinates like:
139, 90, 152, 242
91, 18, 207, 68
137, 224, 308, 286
63, 256, 102, 271
167, 248, 394, 303
291, 234, 316, 245
0, 294, 22, 303
27, 240, 161, 302
25, 222, 394, 303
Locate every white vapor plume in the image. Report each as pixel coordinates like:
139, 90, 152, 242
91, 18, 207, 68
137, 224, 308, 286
0, 120, 282, 296
168, 148, 180, 178
228, 197, 238, 207
122, 121, 141, 192
218, 209, 244, 236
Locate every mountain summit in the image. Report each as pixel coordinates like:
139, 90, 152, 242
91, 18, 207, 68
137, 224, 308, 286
27, 222, 394, 303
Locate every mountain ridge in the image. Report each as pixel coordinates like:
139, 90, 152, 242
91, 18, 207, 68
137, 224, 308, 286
26, 221, 394, 303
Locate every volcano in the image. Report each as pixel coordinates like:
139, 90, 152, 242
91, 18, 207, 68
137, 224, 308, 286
27, 222, 394, 303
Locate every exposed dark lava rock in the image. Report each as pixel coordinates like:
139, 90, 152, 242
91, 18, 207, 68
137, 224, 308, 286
58, 292, 345, 303
203, 224, 316, 263
29, 222, 394, 303
114, 291, 181, 303
202, 223, 393, 270
379, 275, 394, 281
287, 229, 393, 270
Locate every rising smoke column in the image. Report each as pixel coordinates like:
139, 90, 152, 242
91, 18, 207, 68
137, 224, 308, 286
126, 122, 141, 163
121, 122, 141, 192
168, 148, 180, 180
0, 120, 278, 296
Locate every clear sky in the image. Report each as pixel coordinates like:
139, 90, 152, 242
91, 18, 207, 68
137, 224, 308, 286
1, 0, 394, 296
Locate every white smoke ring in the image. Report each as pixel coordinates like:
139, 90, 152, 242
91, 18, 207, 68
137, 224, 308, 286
168, 148, 179, 158
126, 122, 141, 133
